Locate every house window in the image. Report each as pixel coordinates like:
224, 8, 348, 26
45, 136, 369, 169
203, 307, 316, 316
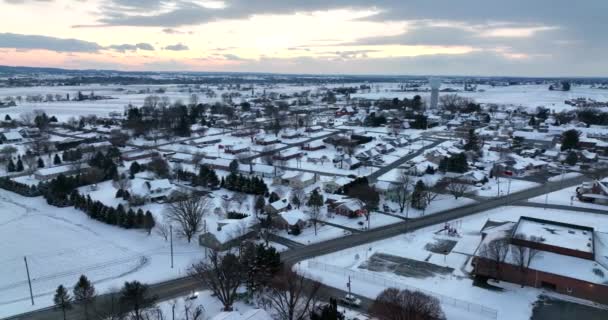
566, 287, 573, 294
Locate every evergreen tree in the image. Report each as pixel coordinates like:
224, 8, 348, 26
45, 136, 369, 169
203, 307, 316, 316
144, 211, 155, 235
116, 205, 126, 226
129, 161, 141, 178
54, 285, 72, 320
7, 159, 15, 172
528, 116, 536, 126
268, 192, 280, 203
125, 209, 136, 229
73, 275, 95, 320
463, 129, 480, 152
229, 159, 239, 174
136, 209, 145, 228
16, 159, 24, 172
115, 189, 124, 198
565, 151, 578, 166
4, 114, 11, 121
255, 196, 265, 216
122, 190, 130, 200
291, 193, 301, 209
37, 157, 45, 168
411, 180, 427, 210
561, 129, 580, 151
54, 154, 62, 165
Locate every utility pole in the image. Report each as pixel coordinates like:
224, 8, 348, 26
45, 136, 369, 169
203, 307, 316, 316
24, 256, 34, 305
170, 225, 174, 269
347, 276, 351, 296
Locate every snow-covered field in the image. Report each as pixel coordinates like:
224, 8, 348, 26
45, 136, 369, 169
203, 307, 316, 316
298, 205, 608, 320
3, 84, 608, 124
352, 84, 608, 112
0, 189, 204, 318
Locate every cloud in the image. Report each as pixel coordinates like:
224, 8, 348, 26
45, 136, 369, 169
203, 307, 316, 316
163, 43, 189, 51
106, 43, 155, 52
222, 54, 248, 61
162, 28, 192, 34
0, 33, 102, 52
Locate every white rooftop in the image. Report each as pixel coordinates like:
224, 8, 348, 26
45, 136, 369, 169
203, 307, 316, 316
515, 218, 593, 253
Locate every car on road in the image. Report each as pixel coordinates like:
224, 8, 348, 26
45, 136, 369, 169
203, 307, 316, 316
340, 294, 362, 307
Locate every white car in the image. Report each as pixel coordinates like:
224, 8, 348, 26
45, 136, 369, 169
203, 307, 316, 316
340, 294, 362, 307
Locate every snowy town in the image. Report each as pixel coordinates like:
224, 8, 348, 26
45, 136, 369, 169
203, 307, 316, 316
0, 72, 607, 320
1, 1, 608, 320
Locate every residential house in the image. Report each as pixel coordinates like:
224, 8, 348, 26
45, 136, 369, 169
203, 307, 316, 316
273, 149, 303, 161
199, 218, 256, 251
301, 140, 326, 151
0, 131, 23, 143
265, 199, 291, 215
34, 164, 91, 181
272, 209, 309, 231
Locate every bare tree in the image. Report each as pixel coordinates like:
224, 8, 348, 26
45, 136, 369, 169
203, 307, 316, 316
510, 234, 541, 287
192, 152, 206, 171
446, 179, 471, 199
232, 192, 247, 210
370, 288, 445, 320
182, 299, 204, 320
155, 222, 170, 241
392, 170, 412, 213
479, 237, 510, 280
262, 145, 276, 165
113, 175, 132, 191
189, 250, 244, 311
265, 268, 321, 320
20, 111, 35, 126
291, 185, 305, 210
165, 194, 210, 243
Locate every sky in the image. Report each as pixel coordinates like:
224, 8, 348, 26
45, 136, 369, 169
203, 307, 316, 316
0, 0, 606, 76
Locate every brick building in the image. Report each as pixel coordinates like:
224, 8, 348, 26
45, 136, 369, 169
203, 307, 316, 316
472, 217, 608, 304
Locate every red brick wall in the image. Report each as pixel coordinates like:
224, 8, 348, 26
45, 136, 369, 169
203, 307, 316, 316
474, 257, 608, 304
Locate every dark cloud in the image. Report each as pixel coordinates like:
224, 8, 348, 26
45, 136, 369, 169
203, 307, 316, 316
106, 43, 155, 52
162, 28, 191, 34
163, 43, 189, 51
0, 33, 102, 52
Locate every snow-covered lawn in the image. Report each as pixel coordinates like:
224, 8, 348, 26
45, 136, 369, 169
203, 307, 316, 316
475, 178, 540, 197
277, 224, 350, 245
323, 212, 403, 231
382, 194, 477, 219
528, 185, 608, 210
298, 205, 608, 320
0, 189, 204, 318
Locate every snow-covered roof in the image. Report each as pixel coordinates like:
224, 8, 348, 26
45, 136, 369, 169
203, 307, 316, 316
514, 218, 593, 253
1, 131, 23, 140
147, 179, 172, 191
269, 199, 289, 211
279, 210, 308, 225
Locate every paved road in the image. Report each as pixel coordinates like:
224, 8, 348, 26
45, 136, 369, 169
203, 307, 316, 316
3, 277, 202, 320
5, 170, 603, 320
516, 201, 608, 215
366, 139, 445, 182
